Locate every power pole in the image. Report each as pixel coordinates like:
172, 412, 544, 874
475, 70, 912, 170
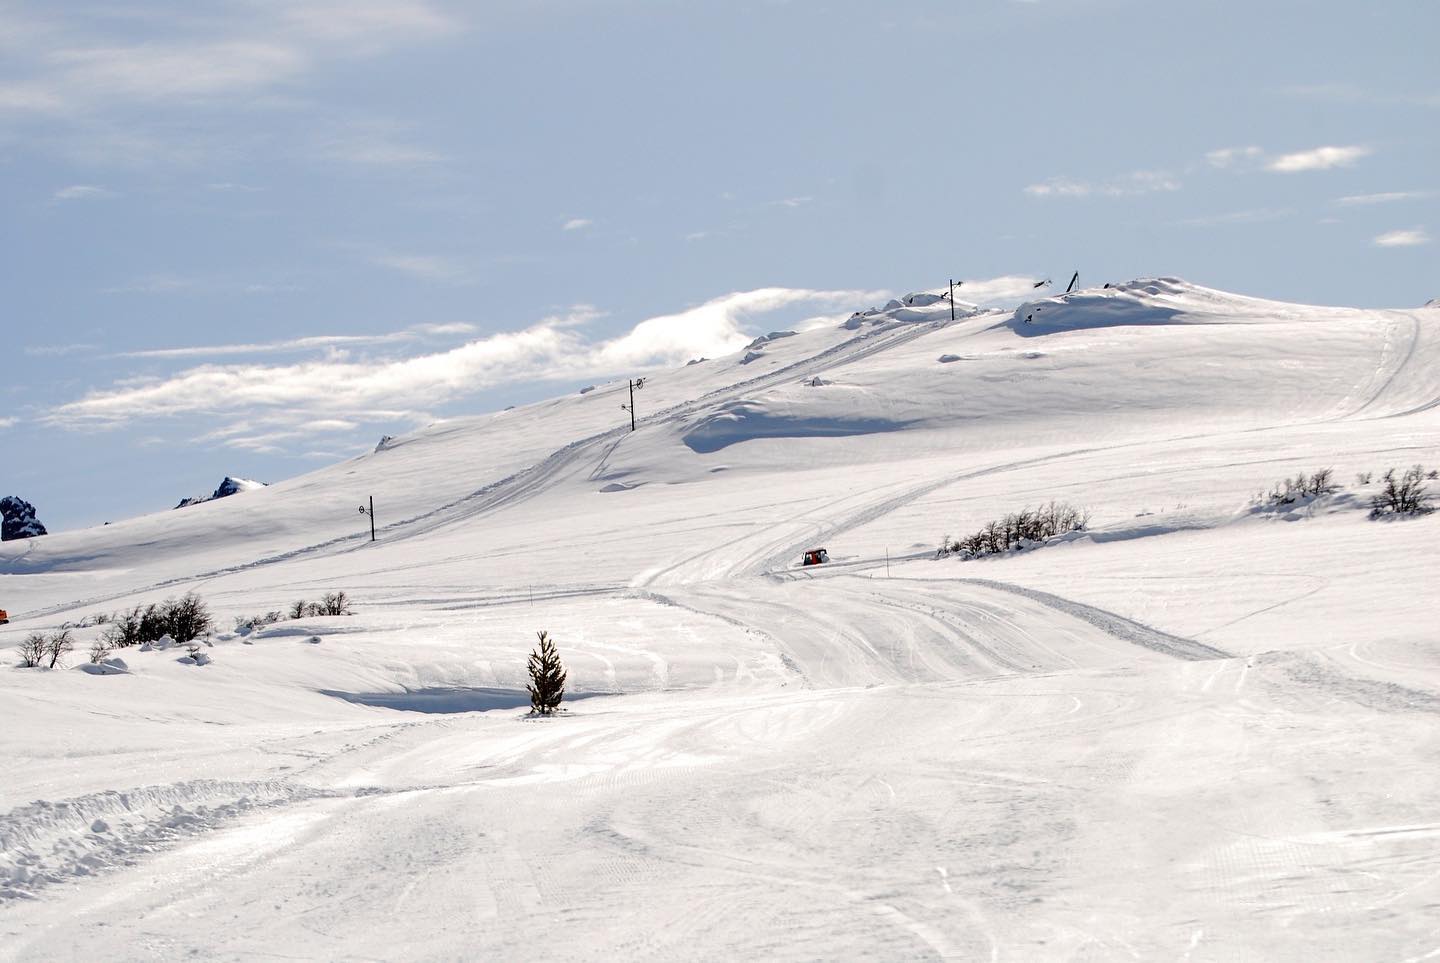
358, 496, 375, 541
1066, 271, 1079, 293
949, 279, 956, 321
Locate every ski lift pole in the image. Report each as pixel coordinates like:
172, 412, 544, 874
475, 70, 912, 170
949, 279, 955, 322
628, 379, 636, 431
358, 495, 375, 542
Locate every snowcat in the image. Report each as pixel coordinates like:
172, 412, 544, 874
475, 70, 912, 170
801, 548, 829, 567
0, 609, 9, 625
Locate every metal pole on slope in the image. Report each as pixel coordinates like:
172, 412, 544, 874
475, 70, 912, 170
949, 279, 955, 322
629, 379, 636, 431
1066, 271, 1079, 293
358, 496, 375, 542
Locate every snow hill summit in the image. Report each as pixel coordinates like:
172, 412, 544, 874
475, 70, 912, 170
0, 277, 1437, 960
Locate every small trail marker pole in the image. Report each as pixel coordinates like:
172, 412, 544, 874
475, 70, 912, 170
1066, 271, 1079, 293
358, 496, 375, 541
885, 547, 890, 578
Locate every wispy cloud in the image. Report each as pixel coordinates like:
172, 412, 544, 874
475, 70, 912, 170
769, 196, 813, 208
1179, 207, 1291, 228
52, 184, 114, 201
1025, 170, 1179, 198
370, 253, 470, 282
120, 323, 478, 359
101, 274, 301, 295
1266, 145, 1371, 173
0, 416, 17, 429
1336, 191, 1430, 206
562, 218, 592, 231
47, 288, 885, 433
1372, 228, 1430, 248
1205, 146, 1264, 169
24, 342, 99, 357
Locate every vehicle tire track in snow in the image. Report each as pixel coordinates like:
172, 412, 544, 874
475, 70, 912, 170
955, 578, 1230, 661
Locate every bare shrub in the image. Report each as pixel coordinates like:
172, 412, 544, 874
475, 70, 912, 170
103, 606, 144, 648
164, 593, 212, 643
319, 591, 351, 616
1355, 471, 1373, 487
1266, 468, 1339, 508
939, 501, 1089, 559
234, 610, 284, 633
89, 639, 113, 664
1369, 465, 1434, 518
45, 630, 74, 669
18, 633, 47, 668
290, 593, 354, 618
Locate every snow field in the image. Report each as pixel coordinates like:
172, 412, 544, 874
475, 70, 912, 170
1, 279, 1438, 959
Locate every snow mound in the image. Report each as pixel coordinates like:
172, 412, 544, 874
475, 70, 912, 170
1008, 276, 1321, 334
682, 400, 917, 453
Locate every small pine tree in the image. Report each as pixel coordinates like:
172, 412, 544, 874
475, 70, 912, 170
526, 630, 567, 715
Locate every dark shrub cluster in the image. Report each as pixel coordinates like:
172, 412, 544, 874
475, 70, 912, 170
1370, 465, 1434, 518
289, 591, 353, 619
103, 592, 213, 647
1266, 468, 1338, 507
938, 502, 1089, 559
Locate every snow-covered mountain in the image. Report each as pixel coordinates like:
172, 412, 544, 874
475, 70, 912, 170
173, 475, 267, 510
1, 278, 1437, 959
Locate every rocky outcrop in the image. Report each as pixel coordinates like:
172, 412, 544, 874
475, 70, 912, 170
0, 495, 47, 541
175, 477, 266, 509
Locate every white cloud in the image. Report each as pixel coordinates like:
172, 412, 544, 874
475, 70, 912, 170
769, 196, 813, 208
1266, 145, 1371, 173
1025, 170, 1179, 198
1205, 146, 1263, 169
53, 184, 113, 200
562, 218, 593, 231
0, 416, 16, 429
47, 289, 886, 432
121, 323, 477, 359
1337, 191, 1429, 205
370, 253, 468, 282
946, 276, 1054, 305
1372, 228, 1430, 248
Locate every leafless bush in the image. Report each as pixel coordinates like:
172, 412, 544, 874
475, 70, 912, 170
1266, 468, 1339, 507
89, 639, 114, 664
938, 501, 1090, 559
45, 630, 74, 669
1369, 465, 1434, 518
290, 592, 354, 618
18, 633, 47, 668
234, 610, 285, 633
102, 594, 213, 646
1355, 471, 1373, 486
165, 593, 212, 643
185, 643, 202, 659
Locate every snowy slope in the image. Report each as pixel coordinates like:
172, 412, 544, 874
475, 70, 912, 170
1, 279, 1438, 960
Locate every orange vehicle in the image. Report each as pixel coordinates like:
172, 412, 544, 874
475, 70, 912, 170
0, 609, 9, 625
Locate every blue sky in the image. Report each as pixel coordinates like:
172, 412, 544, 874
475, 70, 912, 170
1, 0, 1436, 531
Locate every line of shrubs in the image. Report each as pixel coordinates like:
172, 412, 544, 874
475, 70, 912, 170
234, 591, 353, 632
938, 501, 1089, 559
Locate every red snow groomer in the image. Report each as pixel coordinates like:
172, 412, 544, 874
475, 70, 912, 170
801, 548, 829, 567
0, 609, 9, 625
